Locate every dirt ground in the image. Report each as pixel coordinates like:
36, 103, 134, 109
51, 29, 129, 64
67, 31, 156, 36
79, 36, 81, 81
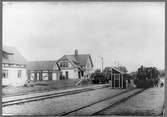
2, 79, 92, 97
98, 78, 165, 116
2, 88, 126, 115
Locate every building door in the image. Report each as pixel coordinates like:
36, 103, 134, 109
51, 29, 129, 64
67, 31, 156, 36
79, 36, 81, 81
48, 72, 52, 80
78, 72, 81, 79
65, 71, 68, 79
113, 74, 121, 88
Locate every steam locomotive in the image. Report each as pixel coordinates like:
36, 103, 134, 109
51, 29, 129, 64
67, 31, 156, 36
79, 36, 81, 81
134, 66, 160, 88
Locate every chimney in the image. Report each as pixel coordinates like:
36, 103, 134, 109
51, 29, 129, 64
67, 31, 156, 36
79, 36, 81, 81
75, 49, 78, 56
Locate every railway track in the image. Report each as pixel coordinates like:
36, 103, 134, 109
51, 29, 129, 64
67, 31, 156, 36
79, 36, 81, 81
59, 88, 147, 116
93, 88, 146, 115
2, 85, 108, 107
3, 85, 98, 98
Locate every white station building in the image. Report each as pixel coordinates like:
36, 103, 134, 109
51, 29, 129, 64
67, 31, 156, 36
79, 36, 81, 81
2, 46, 27, 86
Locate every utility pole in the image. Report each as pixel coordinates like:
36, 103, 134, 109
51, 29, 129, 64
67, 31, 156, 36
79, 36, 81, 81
114, 60, 116, 67
101, 57, 104, 72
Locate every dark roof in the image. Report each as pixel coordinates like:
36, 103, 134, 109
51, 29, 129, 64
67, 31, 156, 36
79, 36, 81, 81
27, 60, 60, 71
58, 54, 93, 69
2, 46, 27, 65
112, 67, 125, 74
76, 54, 92, 66
105, 67, 125, 74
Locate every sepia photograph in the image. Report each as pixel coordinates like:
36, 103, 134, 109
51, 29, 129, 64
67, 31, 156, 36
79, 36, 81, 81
2, 1, 165, 116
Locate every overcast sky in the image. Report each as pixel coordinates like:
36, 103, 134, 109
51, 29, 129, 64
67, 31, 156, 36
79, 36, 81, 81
3, 2, 165, 72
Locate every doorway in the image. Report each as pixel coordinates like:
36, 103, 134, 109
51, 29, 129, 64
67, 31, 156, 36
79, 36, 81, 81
65, 71, 69, 79
78, 72, 81, 79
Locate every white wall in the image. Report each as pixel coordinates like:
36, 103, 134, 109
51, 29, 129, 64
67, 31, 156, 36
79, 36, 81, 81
2, 67, 27, 86
61, 68, 79, 79
86, 57, 93, 69
83, 57, 94, 78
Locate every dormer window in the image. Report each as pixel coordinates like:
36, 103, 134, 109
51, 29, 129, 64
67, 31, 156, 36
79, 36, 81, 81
60, 61, 68, 68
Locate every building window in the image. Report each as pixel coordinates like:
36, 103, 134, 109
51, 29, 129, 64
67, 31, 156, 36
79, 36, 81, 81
60, 61, 68, 68
21, 65, 25, 68
2, 70, 8, 78
42, 72, 49, 80
4, 64, 9, 67
18, 70, 22, 78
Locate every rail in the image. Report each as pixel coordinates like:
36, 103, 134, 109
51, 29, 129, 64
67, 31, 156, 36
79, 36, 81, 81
3, 84, 108, 107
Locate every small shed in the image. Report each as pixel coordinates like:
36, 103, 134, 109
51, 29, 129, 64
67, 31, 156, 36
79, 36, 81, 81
109, 67, 125, 88
107, 67, 133, 88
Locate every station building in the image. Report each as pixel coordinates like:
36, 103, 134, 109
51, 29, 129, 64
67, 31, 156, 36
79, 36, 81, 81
57, 49, 94, 79
2, 46, 27, 86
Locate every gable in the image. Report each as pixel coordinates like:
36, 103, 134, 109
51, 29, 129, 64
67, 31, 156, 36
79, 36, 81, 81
57, 60, 73, 68
2, 46, 27, 65
53, 63, 59, 70
86, 57, 93, 68
58, 55, 79, 68
58, 54, 93, 70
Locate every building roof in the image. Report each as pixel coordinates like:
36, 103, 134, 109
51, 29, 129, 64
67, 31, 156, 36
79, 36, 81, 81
76, 54, 92, 66
105, 66, 126, 74
58, 54, 93, 70
2, 46, 27, 65
112, 67, 125, 74
27, 60, 60, 71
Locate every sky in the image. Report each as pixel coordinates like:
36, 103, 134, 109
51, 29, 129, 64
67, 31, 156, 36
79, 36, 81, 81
3, 2, 165, 72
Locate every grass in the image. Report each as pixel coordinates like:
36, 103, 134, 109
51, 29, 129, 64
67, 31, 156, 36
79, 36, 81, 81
2, 79, 93, 97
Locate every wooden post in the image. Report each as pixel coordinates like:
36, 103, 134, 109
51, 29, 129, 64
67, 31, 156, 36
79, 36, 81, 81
48, 71, 50, 80
118, 74, 119, 88
122, 74, 123, 88
113, 74, 115, 88
39, 71, 42, 81
34, 72, 37, 82
56, 71, 58, 80
49, 71, 52, 80
50, 71, 52, 80
110, 73, 112, 88
120, 74, 122, 88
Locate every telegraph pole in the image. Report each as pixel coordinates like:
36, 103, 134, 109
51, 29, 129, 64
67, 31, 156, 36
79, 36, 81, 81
101, 57, 103, 72
114, 60, 116, 67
